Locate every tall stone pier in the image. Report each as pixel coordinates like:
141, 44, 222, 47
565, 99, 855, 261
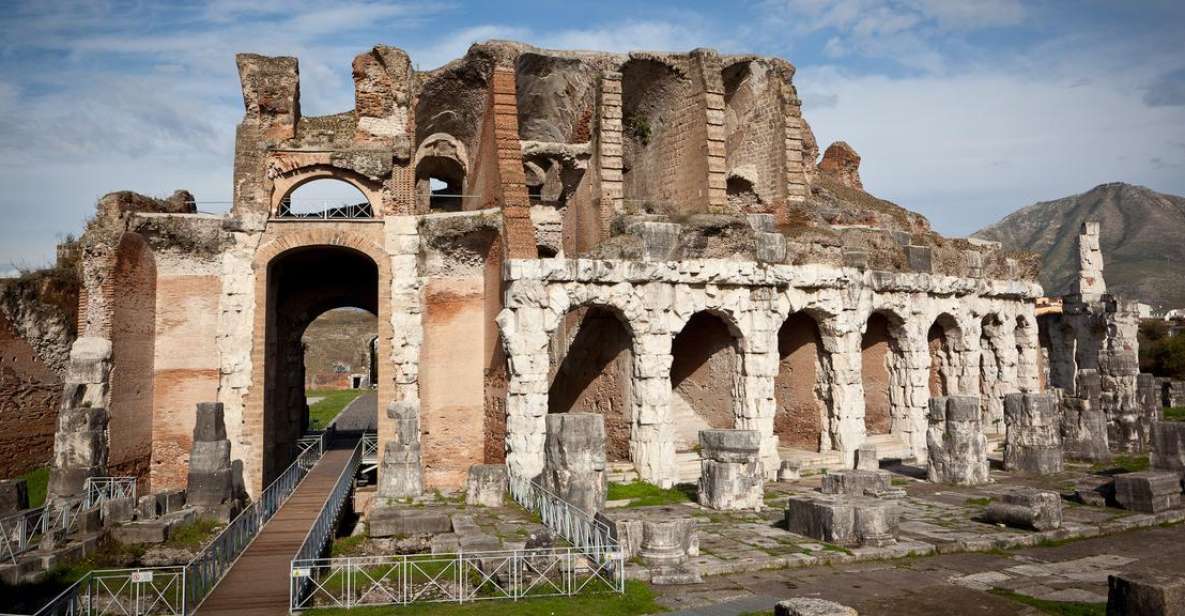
187, 402, 239, 518
378, 400, 424, 499
48, 338, 113, 500
926, 396, 989, 485
540, 413, 607, 514
1004, 392, 1063, 475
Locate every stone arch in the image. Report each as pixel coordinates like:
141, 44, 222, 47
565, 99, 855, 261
109, 232, 155, 483
861, 309, 908, 436
270, 165, 382, 217
774, 311, 832, 451
547, 303, 634, 462
927, 313, 961, 398
414, 133, 469, 212
670, 310, 742, 450
245, 229, 392, 494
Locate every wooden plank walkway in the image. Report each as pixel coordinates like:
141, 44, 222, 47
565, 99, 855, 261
197, 440, 357, 615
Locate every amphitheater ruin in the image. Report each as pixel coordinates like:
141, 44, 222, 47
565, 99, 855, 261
2, 40, 1183, 614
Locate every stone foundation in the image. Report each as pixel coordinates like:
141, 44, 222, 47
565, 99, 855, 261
1003, 392, 1063, 475
698, 429, 764, 510
784, 494, 899, 547
1114, 471, 1182, 513
926, 396, 990, 485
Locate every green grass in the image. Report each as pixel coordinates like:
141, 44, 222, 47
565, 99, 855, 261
330, 533, 368, 557
164, 518, 223, 549
965, 497, 993, 507
1165, 406, 1185, 422
1089, 454, 1149, 474
989, 588, 1105, 615
20, 466, 49, 508
606, 482, 695, 508
305, 579, 665, 615
306, 389, 368, 430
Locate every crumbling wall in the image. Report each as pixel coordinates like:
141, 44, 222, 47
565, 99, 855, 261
621, 57, 695, 213
547, 306, 632, 461
0, 312, 59, 478
722, 60, 785, 207
107, 233, 156, 480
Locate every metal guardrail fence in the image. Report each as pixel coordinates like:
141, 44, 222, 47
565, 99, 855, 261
18, 433, 327, 616
1, 477, 138, 564
276, 201, 374, 220
360, 433, 378, 474
508, 475, 616, 557
289, 547, 624, 610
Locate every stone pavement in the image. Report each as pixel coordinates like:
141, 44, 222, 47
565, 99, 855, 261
659, 522, 1185, 615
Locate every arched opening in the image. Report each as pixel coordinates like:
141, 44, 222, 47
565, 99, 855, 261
109, 233, 155, 483
264, 245, 378, 482
671, 311, 740, 451
537, 245, 558, 259
774, 312, 830, 451
416, 155, 465, 212
861, 312, 903, 436
279, 177, 373, 219
726, 175, 760, 210
927, 314, 960, 398
547, 306, 633, 462
301, 308, 378, 390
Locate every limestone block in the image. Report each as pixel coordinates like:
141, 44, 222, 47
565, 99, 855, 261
775, 598, 858, 616
596, 508, 698, 563
699, 429, 762, 464
1060, 393, 1111, 462
192, 402, 228, 441
699, 460, 764, 511
379, 400, 423, 499
65, 337, 112, 384
111, 520, 170, 544
0, 479, 29, 514
100, 496, 135, 525
136, 495, 159, 520
926, 396, 990, 485
778, 460, 802, 482
465, 464, 508, 507
1114, 471, 1182, 513
854, 445, 879, 471
78, 507, 103, 534
820, 470, 900, 498
1004, 392, 1064, 475
784, 494, 899, 547
186, 402, 236, 510
1107, 572, 1185, 616
1150, 420, 1185, 477
368, 507, 452, 537
540, 413, 607, 514
1075, 475, 1116, 507
983, 488, 1062, 531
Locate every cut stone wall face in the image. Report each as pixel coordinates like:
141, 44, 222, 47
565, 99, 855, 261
1150, 420, 1185, 477
925, 396, 990, 486
1003, 392, 1064, 475
540, 413, 607, 514
465, 464, 508, 507
378, 400, 423, 499
1059, 387, 1110, 462
1114, 471, 1182, 513
784, 493, 899, 547
1106, 571, 1185, 616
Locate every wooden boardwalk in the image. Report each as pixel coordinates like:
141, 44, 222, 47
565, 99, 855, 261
197, 440, 357, 615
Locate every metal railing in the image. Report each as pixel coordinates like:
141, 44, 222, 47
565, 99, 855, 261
83, 477, 137, 509
276, 200, 373, 220
32, 567, 187, 616
15, 433, 328, 616
290, 439, 364, 609
508, 475, 616, 558
2, 477, 138, 564
289, 547, 624, 610
360, 433, 378, 474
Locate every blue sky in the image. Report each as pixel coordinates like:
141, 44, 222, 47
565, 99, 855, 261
1, 0, 1183, 273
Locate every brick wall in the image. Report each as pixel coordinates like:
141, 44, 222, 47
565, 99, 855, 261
0, 313, 59, 478
108, 234, 155, 483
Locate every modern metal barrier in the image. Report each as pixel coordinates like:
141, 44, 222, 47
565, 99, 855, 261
83, 477, 137, 509
289, 547, 624, 610
360, 432, 378, 474
2, 476, 138, 564
508, 475, 617, 558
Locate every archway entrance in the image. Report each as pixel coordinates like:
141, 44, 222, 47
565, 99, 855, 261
774, 312, 830, 451
671, 312, 740, 451
861, 312, 904, 436
263, 245, 378, 482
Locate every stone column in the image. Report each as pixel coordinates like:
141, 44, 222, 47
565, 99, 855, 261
541, 413, 607, 514
827, 328, 865, 466
697, 429, 764, 510
378, 400, 423, 499
899, 325, 932, 462
1060, 390, 1111, 462
48, 337, 112, 500
926, 395, 990, 485
1073, 222, 1106, 300
1004, 392, 1064, 474
631, 329, 677, 487
1150, 420, 1185, 478
736, 299, 781, 476
187, 402, 239, 519
497, 298, 551, 481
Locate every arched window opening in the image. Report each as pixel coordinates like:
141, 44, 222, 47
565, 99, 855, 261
279, 178, 373, 219
416, 156, 466, 212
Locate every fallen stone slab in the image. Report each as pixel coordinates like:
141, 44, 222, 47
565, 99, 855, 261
775, 597, 858, 615
1107, 571, 1185, 616
111, 520, 170, 544
368, 506, 452, 537
1114, 471, 1182, 514
982, 488, 1063, 531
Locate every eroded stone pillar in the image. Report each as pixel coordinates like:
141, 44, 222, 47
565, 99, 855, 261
1004, 392, 1064, 475
631, 329, 677, 487
697, 429, 764, 510
378, 400, 423, 499
187, 402, 240, 520
48, 337, 113, 500
737, 304, 781, 476
827, 328, 865, 466
498, 300, 551, 480
541, 413, 607, 514
926, 395, 990, 485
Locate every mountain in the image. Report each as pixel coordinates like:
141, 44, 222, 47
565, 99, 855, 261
973, 183, 1185, 309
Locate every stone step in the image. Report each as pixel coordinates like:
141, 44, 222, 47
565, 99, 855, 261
863, 433, 915, 462
778, 447, 847, 473
606, 461, 639, 484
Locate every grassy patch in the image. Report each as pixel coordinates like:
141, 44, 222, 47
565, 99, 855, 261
965, 497, 993, 507
1165, 406, 1185, 422
330, 534, 368, 557
891, 478, 911, 486
606, 481, 695, 508
305, 579, 666, 616
989, 588, 1105, 615
306, 389, 368, 431
20, 466, 49, 508
1089, 454, 1149, 474
164, 518, 222, 550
